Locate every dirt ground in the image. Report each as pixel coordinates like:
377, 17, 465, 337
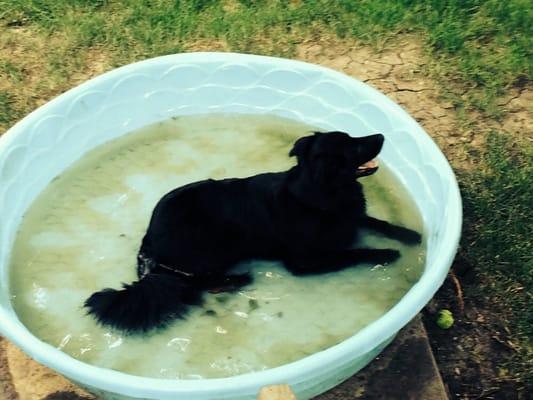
0, 35, 531, 399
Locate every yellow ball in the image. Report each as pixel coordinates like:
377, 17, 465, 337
436, 309, 454, 329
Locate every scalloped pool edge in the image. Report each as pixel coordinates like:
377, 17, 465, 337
0, 52, 461, 400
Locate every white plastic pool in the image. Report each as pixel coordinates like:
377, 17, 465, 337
0, 52, 461, 399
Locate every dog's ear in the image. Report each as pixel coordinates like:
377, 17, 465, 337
289, 132, 322, 159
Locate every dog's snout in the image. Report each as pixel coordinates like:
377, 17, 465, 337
368, 133, 384, 146
349, 133, 385, 164
350, 133, 384, 144
365, 134, 384, 153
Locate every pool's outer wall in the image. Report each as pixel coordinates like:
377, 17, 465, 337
73, 337, 395, 400
0, 53, 461, 400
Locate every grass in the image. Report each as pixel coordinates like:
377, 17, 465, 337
0, 0, 531, 393
460, 132, 532, 383
0, 91, 18, 126
0, 0, 531, 114
462, 134, 532, 294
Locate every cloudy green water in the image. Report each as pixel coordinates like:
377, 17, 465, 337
9, 114, 425, 379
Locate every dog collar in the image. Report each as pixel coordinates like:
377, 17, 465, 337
137, 253, 195, 278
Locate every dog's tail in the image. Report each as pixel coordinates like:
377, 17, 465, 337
84, 274, 202, 333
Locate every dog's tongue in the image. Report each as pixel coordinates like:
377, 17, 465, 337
360, 160, 378, 169
356, 159, 379, 177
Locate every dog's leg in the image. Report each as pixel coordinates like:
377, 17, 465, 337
284, 248, 400, 276
361, 216, 422, 245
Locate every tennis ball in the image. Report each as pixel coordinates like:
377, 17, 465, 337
436, 309, 454, 329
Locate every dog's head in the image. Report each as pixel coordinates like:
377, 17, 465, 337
289, 131, 384, 187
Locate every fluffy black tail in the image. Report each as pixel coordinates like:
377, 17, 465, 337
84, 274, 202, 333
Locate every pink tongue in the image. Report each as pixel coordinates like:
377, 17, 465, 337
360, 159, 378, 169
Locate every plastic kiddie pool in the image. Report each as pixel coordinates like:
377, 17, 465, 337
0, 53, 461, 400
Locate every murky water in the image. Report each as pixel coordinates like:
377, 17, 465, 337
9, 114, 425, 379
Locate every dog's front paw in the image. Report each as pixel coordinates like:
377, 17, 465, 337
375, 249, 401, 264
400, 228, 422, 246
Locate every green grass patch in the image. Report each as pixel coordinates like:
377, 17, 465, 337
1, 0, 530, 113
461, 133, 532, 326
0, 60, 25, 83
0, 91, 19, 127
460, 132, 532, 379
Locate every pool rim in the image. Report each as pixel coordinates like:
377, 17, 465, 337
0, 52, 462, 398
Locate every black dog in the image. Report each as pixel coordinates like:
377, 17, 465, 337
85, 131, 421, 332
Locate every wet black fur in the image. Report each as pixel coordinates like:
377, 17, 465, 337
85, 132, 421, 332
